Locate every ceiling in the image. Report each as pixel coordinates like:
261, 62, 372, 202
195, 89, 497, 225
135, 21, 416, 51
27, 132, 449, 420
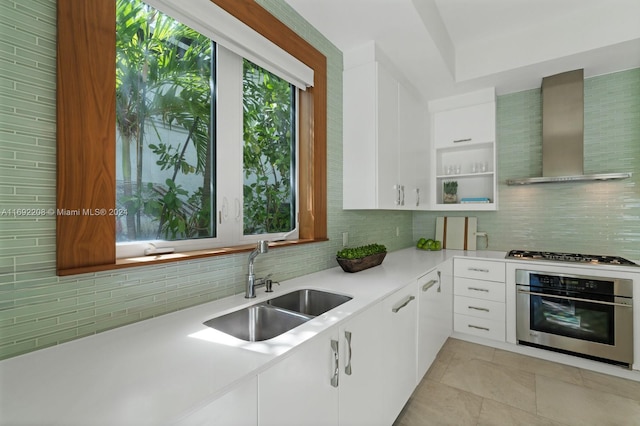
283, 0, 640, 102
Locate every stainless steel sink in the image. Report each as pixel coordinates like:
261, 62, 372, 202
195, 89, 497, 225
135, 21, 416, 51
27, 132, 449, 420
266, 289, 352, 317
203, 304, 312, 342
203, 289, 352, 342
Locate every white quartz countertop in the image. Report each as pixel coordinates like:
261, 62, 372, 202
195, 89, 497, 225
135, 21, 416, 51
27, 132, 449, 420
0, 248, 506, 425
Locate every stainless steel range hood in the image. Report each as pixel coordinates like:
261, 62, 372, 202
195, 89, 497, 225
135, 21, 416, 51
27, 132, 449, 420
506, 69, 632, 185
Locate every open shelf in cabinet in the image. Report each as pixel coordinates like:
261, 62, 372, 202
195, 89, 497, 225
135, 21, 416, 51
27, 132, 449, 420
433, 141, 496, 210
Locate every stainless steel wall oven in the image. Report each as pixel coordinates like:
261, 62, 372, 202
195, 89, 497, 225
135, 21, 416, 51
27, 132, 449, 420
516, 269, 633, 368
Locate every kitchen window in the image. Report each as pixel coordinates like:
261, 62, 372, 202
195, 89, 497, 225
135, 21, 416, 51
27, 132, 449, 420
56, 0, 327, 275
114, 0, 298, 258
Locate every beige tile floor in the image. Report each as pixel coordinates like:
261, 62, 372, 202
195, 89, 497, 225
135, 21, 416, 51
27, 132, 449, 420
394, 338, 640, 426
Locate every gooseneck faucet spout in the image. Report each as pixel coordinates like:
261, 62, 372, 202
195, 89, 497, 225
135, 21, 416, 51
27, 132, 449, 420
245, 240, 269, 298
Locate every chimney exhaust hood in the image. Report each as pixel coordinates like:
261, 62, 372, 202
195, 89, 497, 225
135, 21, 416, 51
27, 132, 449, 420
506, 69, 632, 185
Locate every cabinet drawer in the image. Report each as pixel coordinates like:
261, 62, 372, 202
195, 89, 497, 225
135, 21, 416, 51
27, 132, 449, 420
454, 314, 505, 342
454, 259, 505, 282
454, 277, 505, 302
433, 102, 495, 149
454, 296, 504, 322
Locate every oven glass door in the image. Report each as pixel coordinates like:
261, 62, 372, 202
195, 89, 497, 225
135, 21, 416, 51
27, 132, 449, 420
526, 272, 616, 345
529, 290, 614, 345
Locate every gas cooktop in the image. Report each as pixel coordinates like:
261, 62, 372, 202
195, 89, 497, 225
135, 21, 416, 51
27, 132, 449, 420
506, 250, 639, 267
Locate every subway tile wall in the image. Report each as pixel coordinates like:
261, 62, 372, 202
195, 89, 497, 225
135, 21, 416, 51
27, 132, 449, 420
3, 0, 637, 362
0, 0, 414, 360
414, 68, 640, 259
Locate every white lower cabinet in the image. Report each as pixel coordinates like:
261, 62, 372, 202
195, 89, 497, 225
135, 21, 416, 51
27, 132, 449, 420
253, 261, 465, 425
338, 303, 384, 426
176, 377, 257, 426
416, 260, 453, 382
453, 258, 506, 342
258, 328, 340, 426
381, 283, 418, 425
258, 303, 386, 426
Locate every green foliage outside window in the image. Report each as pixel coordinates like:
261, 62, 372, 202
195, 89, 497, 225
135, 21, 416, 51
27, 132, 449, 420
242, 61, 295, 235
115, 0, 212, 241
115, 0, 295, 243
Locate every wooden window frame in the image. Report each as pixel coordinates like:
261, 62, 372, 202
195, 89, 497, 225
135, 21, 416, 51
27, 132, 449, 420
56, 0, 327, 276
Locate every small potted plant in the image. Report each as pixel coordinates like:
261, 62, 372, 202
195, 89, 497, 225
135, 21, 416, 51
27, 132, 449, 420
336, 243, 387, 273
443, 180, 458, 204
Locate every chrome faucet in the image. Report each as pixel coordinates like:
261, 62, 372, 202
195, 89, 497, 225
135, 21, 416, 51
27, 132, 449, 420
245, 240, 270, 298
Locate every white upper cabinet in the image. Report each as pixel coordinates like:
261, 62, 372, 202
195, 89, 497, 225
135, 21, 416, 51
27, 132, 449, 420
398, 83, 430, 210
433, 102, 495, 148
343, 42, 429, 210
429, 88, 498, 211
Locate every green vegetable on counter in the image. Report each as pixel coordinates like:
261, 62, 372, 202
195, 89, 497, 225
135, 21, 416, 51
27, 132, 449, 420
416, 237, 442, 251
337, 243, 387, 260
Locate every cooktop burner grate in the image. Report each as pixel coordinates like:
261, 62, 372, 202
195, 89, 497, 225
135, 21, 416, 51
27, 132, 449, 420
506, 250, 639, 266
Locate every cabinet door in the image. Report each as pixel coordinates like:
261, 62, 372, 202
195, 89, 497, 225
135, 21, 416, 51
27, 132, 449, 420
433, 102, 495, 148
376, 62, 400, 209
339, 303, 384, 426
417, 261, 453, 382
381, 283, 418, 425
175, 377, 257, 426
343, 62, 377, 209
398, 83, 429, 210
343, 61, 399, 210
258, 329, 339, 426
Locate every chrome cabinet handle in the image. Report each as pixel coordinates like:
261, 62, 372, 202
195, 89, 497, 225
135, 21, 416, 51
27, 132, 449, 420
468, 267, 489, 273
330, 339, 339, 387
468, 306, 490, 312
453, 138, 472, 143
468, 287, 489, 292
422, 279, 437, 292
344, 331, 352, 376
234, 198, 241, 222
468, 324, 490, 331
437, 270, 442, 293
415, 188, 420, 207
394, 184, 401, 205
400, 185, 405, 206
392, 295, 415, 313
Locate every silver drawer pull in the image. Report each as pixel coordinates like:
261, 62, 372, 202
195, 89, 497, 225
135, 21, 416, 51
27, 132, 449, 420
422, 279, 438, 292
330, 339, 339, 388
392, 296, 415, 313
468, 287, 489, 292
453, 138, 472, 143
344, 331, 352, 376
468, 267, 489, 273
468, 324, 490, 331
468, 306, 489, 312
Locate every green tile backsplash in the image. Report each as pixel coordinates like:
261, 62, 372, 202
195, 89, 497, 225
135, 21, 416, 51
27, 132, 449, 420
1, 0, 638, 362
0, 0, 413, 360
415, 68, 640, 259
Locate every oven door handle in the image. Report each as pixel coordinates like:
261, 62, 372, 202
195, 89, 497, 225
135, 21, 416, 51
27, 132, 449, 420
517, 289, 632, 308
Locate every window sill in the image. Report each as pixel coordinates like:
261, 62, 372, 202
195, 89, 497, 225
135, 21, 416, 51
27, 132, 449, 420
56, 238, 328, 276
